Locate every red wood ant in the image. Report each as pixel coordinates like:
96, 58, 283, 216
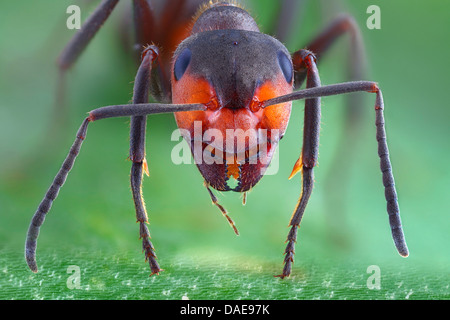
25, 0, 408, 279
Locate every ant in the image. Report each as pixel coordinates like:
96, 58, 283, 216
25, 0, 408, 279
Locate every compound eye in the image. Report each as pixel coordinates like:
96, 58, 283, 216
174, 48, 192, 81
277, 51, 293, 83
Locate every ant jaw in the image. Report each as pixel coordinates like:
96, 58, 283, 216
193, 138, 279, 192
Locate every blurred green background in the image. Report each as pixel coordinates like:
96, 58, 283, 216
0, 0, 448, 300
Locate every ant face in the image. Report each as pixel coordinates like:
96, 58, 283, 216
171, 29, 294, 191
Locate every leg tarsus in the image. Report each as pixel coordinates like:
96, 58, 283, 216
131, 161, 162, 276
276, 167, 314, 279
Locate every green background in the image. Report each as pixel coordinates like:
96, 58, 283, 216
0, 0, 448, 300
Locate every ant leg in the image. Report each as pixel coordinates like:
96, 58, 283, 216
24, 46, 204, 273
294, 13, 365, 89
264, 81, 409, 279
132, 0, 170, 102
293, 13, 366, 245
141, 0, 204, 102
58, 0, 120, 70
57, 0, 120, 108
128, 45, 161, 276
36, 0, 120, 163
275, 50, 321, 279
294, 13, 366, 153
299, 14, 366, 142
132, 0, 156, 55
272, 0, 304, 43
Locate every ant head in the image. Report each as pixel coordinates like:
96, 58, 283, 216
170, 7, 293, 192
